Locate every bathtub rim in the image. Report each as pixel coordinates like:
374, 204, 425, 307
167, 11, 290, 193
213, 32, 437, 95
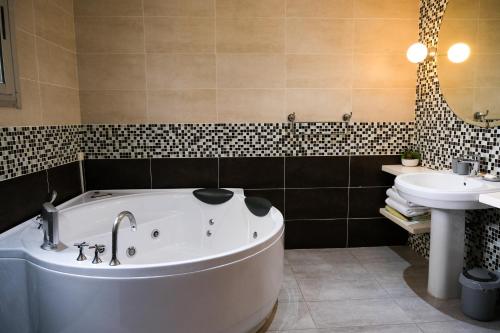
0, 189, 284, 278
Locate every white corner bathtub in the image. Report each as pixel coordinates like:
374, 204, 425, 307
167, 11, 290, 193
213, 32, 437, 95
0, 189, 284, 333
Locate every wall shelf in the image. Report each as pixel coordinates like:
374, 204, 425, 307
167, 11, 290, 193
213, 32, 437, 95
379, 208, 430, 235
381, 164, 431, 176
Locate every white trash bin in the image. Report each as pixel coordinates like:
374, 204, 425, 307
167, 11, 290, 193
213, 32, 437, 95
459, 268, 500, 321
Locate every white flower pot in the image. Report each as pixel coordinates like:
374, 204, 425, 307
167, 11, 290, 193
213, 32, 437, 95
402, 159, 419, 167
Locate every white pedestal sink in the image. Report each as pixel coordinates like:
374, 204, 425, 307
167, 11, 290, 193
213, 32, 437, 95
395, 172, 500, 299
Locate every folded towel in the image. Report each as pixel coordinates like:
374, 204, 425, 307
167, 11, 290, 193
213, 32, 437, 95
385, 205, 431, 223
385, 198, 430, 218
387, 188, 421, 208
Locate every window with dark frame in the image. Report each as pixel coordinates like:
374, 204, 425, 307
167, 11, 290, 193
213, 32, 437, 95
0, 0, 20, 108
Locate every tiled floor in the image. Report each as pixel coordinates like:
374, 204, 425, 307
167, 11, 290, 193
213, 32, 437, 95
265, 246, 500, 333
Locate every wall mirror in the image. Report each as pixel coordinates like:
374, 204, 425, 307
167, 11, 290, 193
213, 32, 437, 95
438, 0, 500, 128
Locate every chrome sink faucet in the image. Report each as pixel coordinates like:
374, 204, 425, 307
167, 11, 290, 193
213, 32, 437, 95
110, 211, 137, 266
459, 154, 481, 176
39, 191, 60, 251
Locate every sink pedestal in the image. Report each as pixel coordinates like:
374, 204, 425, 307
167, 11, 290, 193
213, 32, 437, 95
428, 209, 465, 299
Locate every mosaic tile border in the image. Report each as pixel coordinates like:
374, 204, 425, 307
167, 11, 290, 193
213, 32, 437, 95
83, 122, 415, 159
412, 0, 500, 272
0, 126, 83, 182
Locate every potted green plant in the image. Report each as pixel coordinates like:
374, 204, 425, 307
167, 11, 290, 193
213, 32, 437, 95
401, 149, 421, 167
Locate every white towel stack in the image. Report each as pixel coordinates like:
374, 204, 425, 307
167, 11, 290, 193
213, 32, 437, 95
385, 187, 430, 218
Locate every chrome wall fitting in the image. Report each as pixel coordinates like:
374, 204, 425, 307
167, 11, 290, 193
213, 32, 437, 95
90, 244, 105, 264
74, 242, 89, 261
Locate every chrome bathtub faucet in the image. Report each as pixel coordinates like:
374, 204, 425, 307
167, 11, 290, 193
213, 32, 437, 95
39, 191, 60, 251
110, 211, 137, 266
90, 244, 106, 264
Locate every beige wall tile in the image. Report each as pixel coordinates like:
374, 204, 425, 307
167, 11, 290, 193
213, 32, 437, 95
438, 57, 475, 88
37, 38, 78, 88
354, 0, 419, 18
445, 0, 479, 19
216, 0, 285, 17
15, 0, 35, 33
76, 17, 144, 53
477, 20, 500, 53
50, 0, 73, 14
353, 54, 417, 88
354, 19, 418, 54
287, 55, 352, 88
34, 0, 76, 50
286, 89, 351, 121
40, 84, 80, 124
216, 18, 284, 53
147, 54, 216, 90
286, 0, 353, 18
217, 54, 285, 88
352, 89, 415, 122
144, 0, 214, 17
474, 88, 500, 117
145, 17, 215, 53
475, 54, 500, 87
438, 19, 477, 55
480, 0, 500, 19
217, 89, 285, 122
441, 87, 474, 117
148, 90, 217, 123
74, 0, 143, 17
16, 31, 38, 81
286, 18, 353, 54
80, 91, 147, 124
78, 54, 146, 91
0, 79, 42, 126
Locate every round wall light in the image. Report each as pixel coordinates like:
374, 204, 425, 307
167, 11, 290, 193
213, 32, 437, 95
447, 43, 470, 63
406, 42, 429, 63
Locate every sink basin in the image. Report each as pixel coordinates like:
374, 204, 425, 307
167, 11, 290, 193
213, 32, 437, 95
395, 172, 500, 210
394, 171, 500, 299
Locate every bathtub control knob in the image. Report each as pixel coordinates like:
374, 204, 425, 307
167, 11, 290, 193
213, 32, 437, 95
73, 242, 89, 261
89, 244, 105, 264
209, 219, 214, 225
206, 230, 212, 237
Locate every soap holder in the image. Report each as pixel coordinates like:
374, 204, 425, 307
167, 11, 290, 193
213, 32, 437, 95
483, 174, 500, 182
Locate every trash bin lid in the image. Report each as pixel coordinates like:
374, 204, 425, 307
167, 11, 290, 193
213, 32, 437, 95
464, 268, 498, 283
